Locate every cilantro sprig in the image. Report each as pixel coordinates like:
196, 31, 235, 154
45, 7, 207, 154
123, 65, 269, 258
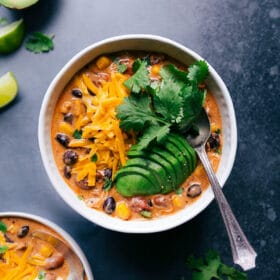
25, 32, 54, 53
117, 59, 208, 151
186, 250, 247, 280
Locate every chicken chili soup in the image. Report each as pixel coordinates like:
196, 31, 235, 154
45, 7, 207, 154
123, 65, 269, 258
51, 51, 222, 220
0, 217, 69, 280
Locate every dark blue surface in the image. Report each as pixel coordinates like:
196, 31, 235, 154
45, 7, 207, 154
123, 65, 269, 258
0, 1, 279, 279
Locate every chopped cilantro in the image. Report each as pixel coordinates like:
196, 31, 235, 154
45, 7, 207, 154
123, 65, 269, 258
25, 32, 54, 53
91, 153, 98, 162
0, 245, 8, 254
0, 221, 7, 233
38, 270, 46, 279
117, 60, 208, 150
73, 129, 82, 139
216, 148, 222, 155
186, 250, 247, 280
140, 210, 152, 218
116, 62, 127, 73
103, 177, 113, 191
123, 59, 150, 93
175, 187, 183, 195
215, 128, 221, 135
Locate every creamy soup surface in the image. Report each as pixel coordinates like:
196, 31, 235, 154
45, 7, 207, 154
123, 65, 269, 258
51, 51, 223, 220
0, 217, 69, 280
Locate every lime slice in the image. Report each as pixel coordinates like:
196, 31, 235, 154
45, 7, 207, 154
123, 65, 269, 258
0, 72, 18, 108
0, 0, 39, 9
0, 18, 25, 54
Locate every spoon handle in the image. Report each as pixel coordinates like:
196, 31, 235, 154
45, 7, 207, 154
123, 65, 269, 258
195, 146, 257, 271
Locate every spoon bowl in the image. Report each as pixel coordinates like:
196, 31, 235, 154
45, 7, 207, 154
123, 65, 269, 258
185, 109, 257, 271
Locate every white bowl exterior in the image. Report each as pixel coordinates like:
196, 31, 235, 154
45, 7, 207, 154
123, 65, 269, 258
39, 35, 237, 233
0, 212, 94, 280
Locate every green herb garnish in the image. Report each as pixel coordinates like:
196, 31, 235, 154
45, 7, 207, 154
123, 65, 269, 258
25, 32, 54, 53
140, 210, 152, 219
38, 270, 46, 280
175, 187, 183, 195
0, 221, 7, 233
117, 60, 208, 151
116, 62, 127, 73
0, 245, 8, 254
73, 129, 82, 139
91, 153, 98, 162
123, 59, 150, 93
186, 250, 247, 280
215, 128, 221, 135
103, 177, 113, 191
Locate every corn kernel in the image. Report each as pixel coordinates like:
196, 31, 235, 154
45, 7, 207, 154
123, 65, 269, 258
96, 56, 112, 70
151, 64, 161, 75
116, 202, 131, 220
60, 101, 71, 114
40, 245, 53, 258
172, 195, 185, 209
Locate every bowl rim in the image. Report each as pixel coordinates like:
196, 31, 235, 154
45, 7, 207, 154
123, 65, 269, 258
38, 34, 237, 233
0, 211, 94, 279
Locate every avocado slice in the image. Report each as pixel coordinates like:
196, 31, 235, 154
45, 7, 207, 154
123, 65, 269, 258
168, 133, 197, 170
0, 0, 39, 9
115, 166, 161, 196
125, 157, 169, 193
127, 149, 176, 193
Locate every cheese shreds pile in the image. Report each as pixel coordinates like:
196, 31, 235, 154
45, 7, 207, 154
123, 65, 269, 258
0, 230, 49, 279
59, 71, 132, 187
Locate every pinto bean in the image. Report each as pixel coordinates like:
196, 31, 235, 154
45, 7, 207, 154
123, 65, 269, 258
187, 183, 202, 198
44, 253, 64, 270
17, 225, 29, 238
153, 195, 171, 208
4, 233, 14, 243
75, 178, 94, 190
63, 112, 73, 124
129, 197, 152, 213
149, 53, 165, 65
63, 165, 72, 179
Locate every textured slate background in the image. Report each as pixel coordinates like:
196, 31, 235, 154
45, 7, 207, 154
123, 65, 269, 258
0, 0, 279, 279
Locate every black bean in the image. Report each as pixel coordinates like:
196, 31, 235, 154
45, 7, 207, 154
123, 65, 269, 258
187, 183, 202, 198
208, 133, 220, 149
63, 112, 73, 124
103, 197, 116, 214
63, 150, 78, 165
64, 165, 72, 179
17, 225, 29, 238
55, 133, 70, 147
104, 168, 112, 179
72, 88, 83, 98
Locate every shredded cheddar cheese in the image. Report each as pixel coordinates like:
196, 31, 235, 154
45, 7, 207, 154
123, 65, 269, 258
60, 71, 133, 185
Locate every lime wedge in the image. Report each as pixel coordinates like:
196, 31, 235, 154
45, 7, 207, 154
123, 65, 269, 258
0, 72, 18, 108
0, 18, 25, 54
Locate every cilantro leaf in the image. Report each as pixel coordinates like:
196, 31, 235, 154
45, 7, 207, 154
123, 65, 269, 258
25, 32, 54, 53
117, 63, 127, 73
91, 153, 98, 162
73, 129, 82, 139
38, 270, 46, 280
117, 94, 164, 132
103, 177, 113, 191
0, 221, 7, 233
0, 245, 8, 254
187, 60, 209, 84
131, 124, 170, 151
124, 59, 150, 93
186, 250, 247, 280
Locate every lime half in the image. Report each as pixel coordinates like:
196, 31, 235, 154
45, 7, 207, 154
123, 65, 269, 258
0, 18, 25, 54
0, 72, 18, 108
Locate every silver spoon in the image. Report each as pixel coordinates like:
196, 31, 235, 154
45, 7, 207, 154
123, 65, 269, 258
32, 231, 85, 279
185, 109, 257, 271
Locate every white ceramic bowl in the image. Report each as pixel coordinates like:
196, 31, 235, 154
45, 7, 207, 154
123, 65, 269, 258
0, 212, 94, 279
39, 34, 237, 233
